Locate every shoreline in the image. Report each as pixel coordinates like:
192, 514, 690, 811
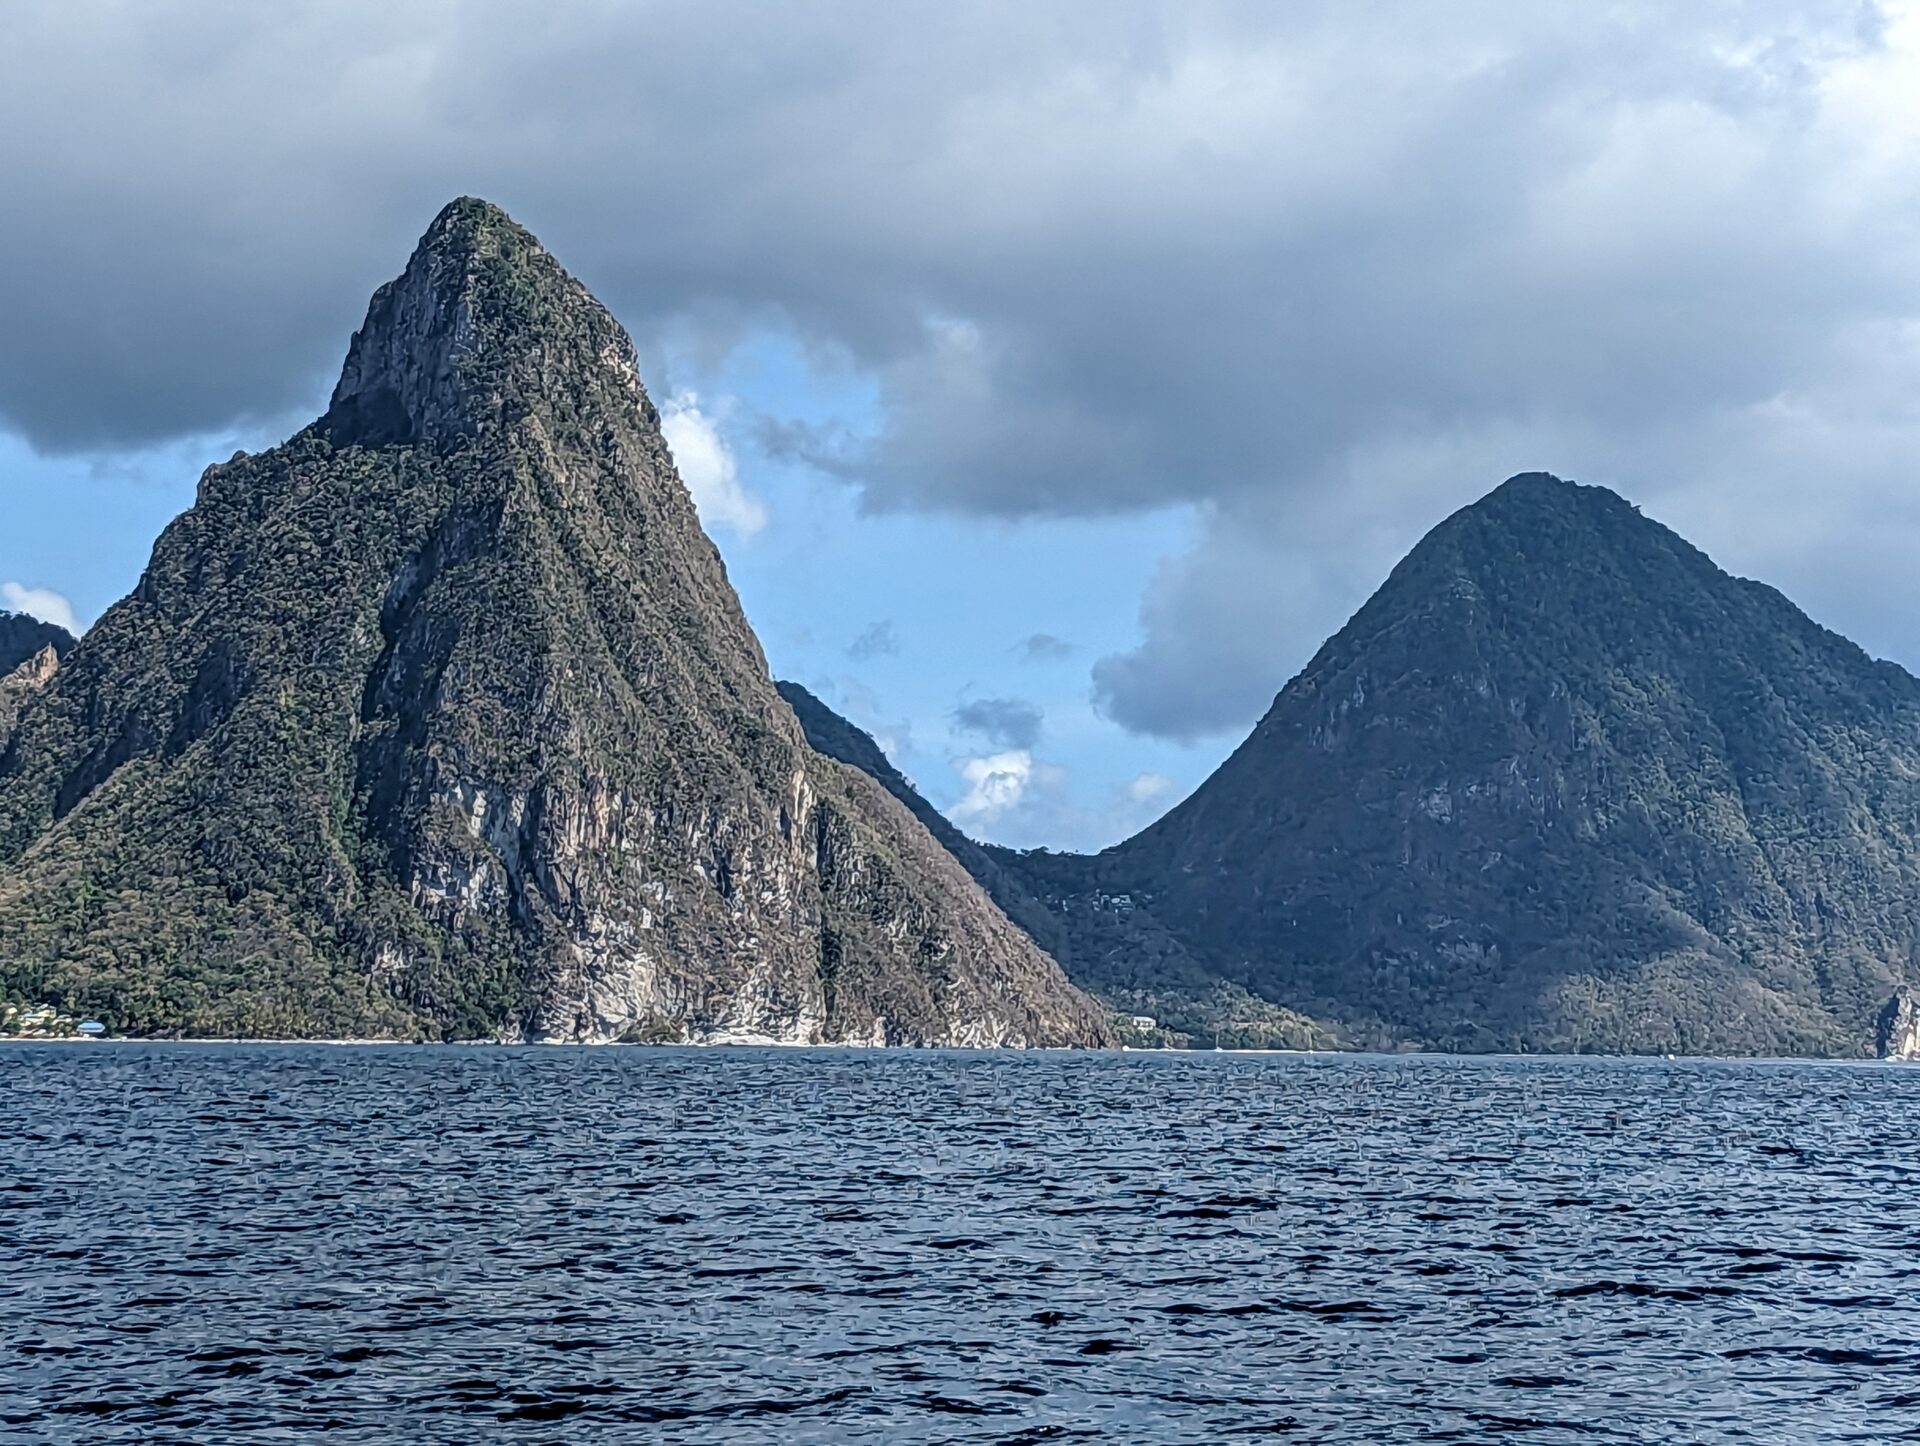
0, 1036, 1900, 1064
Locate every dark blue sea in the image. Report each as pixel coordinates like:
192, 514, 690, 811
4, 1046, 1918, 1443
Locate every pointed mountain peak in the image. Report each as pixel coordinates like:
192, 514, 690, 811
325, 196, 644, 448
421, 195, 529, 250
0, 199, 1107, 1048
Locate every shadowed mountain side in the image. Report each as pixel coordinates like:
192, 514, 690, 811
1098, 474, 1920, 1055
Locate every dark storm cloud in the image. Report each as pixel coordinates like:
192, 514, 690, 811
6, 0, 1920, 737
951, 696, 1044, 751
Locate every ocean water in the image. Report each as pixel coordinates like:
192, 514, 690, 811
3, 1047, 1918, 1444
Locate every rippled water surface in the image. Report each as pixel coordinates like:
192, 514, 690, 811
5, 1047, 1920, 1443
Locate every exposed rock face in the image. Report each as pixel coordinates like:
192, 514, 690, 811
0, 198, 1110, 1047
1054, 474, 1920, 1056
0, 612, 73, 676
1877, 990, 1920, 1060
0, 645, 59, 746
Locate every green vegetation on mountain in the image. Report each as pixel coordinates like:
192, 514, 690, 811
1085, 474, 1920, 1055
793, 475, 1920, 1057
0, 199, 1110, 1046
11, 203, 1915, 1058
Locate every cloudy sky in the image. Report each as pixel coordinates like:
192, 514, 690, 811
6, 0, 1920, 849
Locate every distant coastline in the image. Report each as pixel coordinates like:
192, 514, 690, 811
3, 1036, 1909, 1066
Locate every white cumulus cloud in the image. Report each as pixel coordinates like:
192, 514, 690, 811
941, 753, 1178, 847
1, 581, 81, 636
1126, 771, 1176, 805
660, 393, 768, 539
947, 750, 1035, 826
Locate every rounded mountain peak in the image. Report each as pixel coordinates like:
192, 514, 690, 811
1470, 471, 1627, 520
1406, 470, 1695, 585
